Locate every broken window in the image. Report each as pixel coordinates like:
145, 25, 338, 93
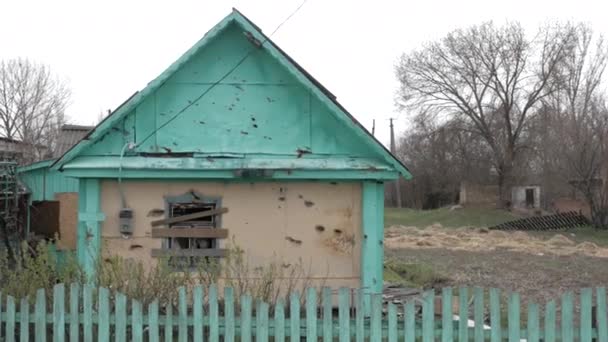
166, 200, 219, 268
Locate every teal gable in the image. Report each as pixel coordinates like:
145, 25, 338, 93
43, 9, 410, 300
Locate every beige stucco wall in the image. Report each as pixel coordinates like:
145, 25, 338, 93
100, 180, 362, 288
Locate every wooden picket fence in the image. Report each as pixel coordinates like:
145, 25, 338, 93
0, 284, 607, 341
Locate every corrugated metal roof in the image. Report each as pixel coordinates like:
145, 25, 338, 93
54, 124, 94, 158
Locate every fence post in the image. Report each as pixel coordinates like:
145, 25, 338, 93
527, 303, 539, 342
148, 300, 159, 342
178, 287, 188, 342
20, 296, 29, 342
508, 292, 520, 342
581, 288, 593, 342
442, 287, 453, 342
405, 300, 416, 342
339, 288, 350, 342
164, 304, 173, 342
306, 288, 317, 342
388, 302, 398, 342
275, 298, 285, 342
69, 283, 79, 342
562, 292, 574, 342
597, 288, 608, 342
6, 295, 15, 342
256, 301, 269, 342
473, 287, 484, 342
193, 286, 204, 342
224, 287, 235, 342
290, 292, 301, 342
422, 290, 435, 342
458, 287, 468, 342
98, 287, 110, 342
35, 288, 46, 342
132, 300, 143, 342
322, 287, 332, 342
355, 289, 365, 342
209, 285, 219, 342
490, 288, 501, 342
545, 300, 556, 342
53, 284, 66, 342
115, 293, 127, 342
241, 294, 252, 342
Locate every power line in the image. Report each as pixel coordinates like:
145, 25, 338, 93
136, 0, 309, 148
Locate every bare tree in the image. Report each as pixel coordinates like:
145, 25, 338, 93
396, 22, 574, 206
0, 58, 70, 162
541, 24, 608, 227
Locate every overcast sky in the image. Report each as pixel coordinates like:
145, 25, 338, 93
1, 0, 607, 146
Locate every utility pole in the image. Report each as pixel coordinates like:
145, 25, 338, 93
372, 119, 376, 136
389, 118, 402, 208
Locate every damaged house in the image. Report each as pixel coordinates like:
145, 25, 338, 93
18, 9, 411, 296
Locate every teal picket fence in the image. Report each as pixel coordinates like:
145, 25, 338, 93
0, 284, 606, 341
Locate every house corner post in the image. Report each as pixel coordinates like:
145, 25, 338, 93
361, 181, 385, 312
77, 178, 105, 280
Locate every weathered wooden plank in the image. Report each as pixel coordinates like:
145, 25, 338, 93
53, 283, 65, 342
241, 294, 252, 342
322, 287, 332, 342
369, 294, 382, 341
355, 289, 365, 342
422, 290, 435, 342
306, 288, 317, 342
405, 300, 416, 342
82, 285, 92, 342
115, 293, 127, 342
151, 228, 229, 238
225, 287, 235, 342
151, 248, 227, 258
490, 288, 502, 342
98, 287, 110, 342
458, 287, 468, 342
339, 288, 350, 342
562, 292, 574, 342
508, 292, 520, 342
544, 300, 556, 342
474, 287, 484, 342
132, 300, 143, 342
274, 298, 285, 342
35, 288, 46, 342
209, 285, 219, 342
581, 288, 593, 342
527, 303, 539, 342
256, 301, 269, 342
69, 283, 79, 342
20, 297, 29, 342
193, 286, 204, 342
151, 207, 228, 226
179, 287, 188, 342
164, 305, 173, 342
290, 292, 301, 342
442, 287, 453, 342
597, 288, 608, 342
388, 302, 398, 342
6, 295, 15, 342
148, 300, 159, 342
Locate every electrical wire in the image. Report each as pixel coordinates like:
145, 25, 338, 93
135, 0, 308, 149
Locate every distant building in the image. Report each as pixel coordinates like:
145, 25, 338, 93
459, 181, 542, 209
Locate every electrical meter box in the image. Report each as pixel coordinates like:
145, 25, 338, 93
119, 208, 134, 235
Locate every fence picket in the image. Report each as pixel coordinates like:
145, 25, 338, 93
98, 287, 110, 342
355, 289, 365, 342
442, 287, 453, 342
35, 288, 46, 342
490, 288, 501, 342
544, 300, 556, 342
225, 287, 235, 342
339, 288, 350, 342
82, 285, 92, 342
322, 287, 332, 342
290, 292, 300, 342
115, 293, 127, 342
562, 292, 574, 342
132, 300, 143, 342
388, 302, 397, 342
6, 295, 15, 342
209, 285, 218, 342
53, 284, 65, 342
275, 298, 285, 342
148, 300, 159, 342
508, 292, 520, 342
179, 287, 188, 342
193, 286, 204, 342
241, 294, 252, 342
458, 287, 468, 342
164, 304, 173, 342
256, 301, 269, 342
473, 287, 484, 342
581, 288, 593, 342
370, 294, 382, 342
597, 288, 608, 342
20, 297, 29, 342
69, 283, 79, 342
306, 288, 317, 342
405, 300, 415, 342
422, 290, 435, 342
527, 303, 539, 342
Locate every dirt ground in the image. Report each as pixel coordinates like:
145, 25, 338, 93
385, 225, 608, 305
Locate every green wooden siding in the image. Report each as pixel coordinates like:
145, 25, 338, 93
18, 160, 79, 201
0, 284, 603, 341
